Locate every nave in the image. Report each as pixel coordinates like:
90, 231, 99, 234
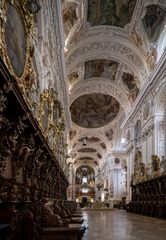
83, 210, 166, 240
1, 0, 166, 239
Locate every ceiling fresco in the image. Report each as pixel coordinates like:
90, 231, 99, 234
78, 148, 97, 153
68, 71, 79, 85
84, 59, 118, 80
87, 0, 137, 27
65, 1, 164, 171
62, 2, 78, 39
69, 129, 76, 140
142, 4, 166, 43
115, 157, 120, 164
97, 153, 102, 159
70, 93, 120, 128
78, 136, 100, 143
76, 165, 95, 176
78, 157, 94, 161
105, 128, 114, 141
122, 72, 139, 102
94, 160, 98, 165
100, 142, 106, 149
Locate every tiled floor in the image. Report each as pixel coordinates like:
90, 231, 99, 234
83, 210, 166, 240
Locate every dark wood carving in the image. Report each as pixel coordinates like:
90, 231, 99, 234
0, 58, 69, 239
127, 174, 166, 219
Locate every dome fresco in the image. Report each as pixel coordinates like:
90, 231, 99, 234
70, 93, 120, 128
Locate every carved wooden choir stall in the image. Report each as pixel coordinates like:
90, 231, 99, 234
127, 155, 166, 219
0, 0, 86, 239
0, 58, 85, 239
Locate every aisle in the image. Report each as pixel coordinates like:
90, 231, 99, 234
83, 210, 166, 240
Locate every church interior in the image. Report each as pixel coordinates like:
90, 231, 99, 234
0, 0, 166, 239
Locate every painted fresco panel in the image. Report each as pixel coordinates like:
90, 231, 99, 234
84, 59, 118, 80
122, 72, 139, 101
142, 4, 166, 43
87, 0, 137, 27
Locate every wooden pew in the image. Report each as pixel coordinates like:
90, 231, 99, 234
41, 223, 85, 240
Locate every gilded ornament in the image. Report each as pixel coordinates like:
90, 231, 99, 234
37, 88, 66, 160
0, 0, 35, 107
151, 155, 161, 177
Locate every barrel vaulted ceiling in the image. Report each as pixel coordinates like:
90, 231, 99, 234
61, 0, 166, 170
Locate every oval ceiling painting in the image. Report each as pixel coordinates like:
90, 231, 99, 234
70, 93, 120, 128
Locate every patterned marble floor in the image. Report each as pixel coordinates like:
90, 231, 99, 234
82, 210, 166, 240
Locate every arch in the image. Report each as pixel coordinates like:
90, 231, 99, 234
75, 165, 95, 185
73, 161, 98, 174
66, 37, 148, 82
69, 132, 108, 150
69, 79, 131, 114
73, 143, 106, 155
73, 153, 100, 163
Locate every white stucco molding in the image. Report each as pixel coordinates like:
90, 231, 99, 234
73, 141, 106, 151
69, 79, 131, 114
121, 49, 166, 131
66, 36, 149, 83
